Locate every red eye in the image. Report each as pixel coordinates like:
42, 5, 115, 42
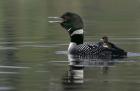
63, 16, 70, 21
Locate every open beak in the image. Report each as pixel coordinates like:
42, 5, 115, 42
48, 17, 63, 23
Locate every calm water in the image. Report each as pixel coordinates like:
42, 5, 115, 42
0, 0, 140, 91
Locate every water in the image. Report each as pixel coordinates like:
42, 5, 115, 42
0, 0, 140, 91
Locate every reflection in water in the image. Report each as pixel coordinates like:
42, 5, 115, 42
63, 54, 84, 84
62, 53, 114, 90
62, 54, 84, 90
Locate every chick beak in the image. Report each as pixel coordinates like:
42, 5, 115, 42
48, 17, 63, 23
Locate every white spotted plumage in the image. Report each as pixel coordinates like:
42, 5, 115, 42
68, 42, 112, 59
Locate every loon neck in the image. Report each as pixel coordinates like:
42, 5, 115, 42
69, 29, 84, 45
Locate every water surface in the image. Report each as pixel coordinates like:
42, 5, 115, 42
0, 0, 140, 91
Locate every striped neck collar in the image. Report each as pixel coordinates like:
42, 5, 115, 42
70, 29, 84, 36
69, 29, 84, 45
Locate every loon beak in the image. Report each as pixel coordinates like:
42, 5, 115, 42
48, 17, 63, 23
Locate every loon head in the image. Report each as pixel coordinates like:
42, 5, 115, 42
60, 12, 84, 32
48, 12, 84, 45
60, 12, 84, 45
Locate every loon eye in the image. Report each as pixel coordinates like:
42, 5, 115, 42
63, 16, 70, 22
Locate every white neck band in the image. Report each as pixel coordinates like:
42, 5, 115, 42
71, 29, 84, 36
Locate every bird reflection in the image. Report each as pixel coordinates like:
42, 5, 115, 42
63, 54, 84, 84
62, 54, 84, 90
62, 52, 115, 87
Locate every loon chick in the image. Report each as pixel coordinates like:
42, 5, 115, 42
59, 12, 127, 59
98, 36, 127, 58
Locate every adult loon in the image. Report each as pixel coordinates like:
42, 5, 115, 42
49, 12, 127, 59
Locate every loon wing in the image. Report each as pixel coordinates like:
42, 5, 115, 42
71, 42, 111, 59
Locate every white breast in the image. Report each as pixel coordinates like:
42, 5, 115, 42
68, 42, 77, 53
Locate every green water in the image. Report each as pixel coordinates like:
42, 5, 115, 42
0, 0, 140, 91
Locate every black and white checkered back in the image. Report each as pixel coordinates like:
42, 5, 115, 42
70, 42, 112, 59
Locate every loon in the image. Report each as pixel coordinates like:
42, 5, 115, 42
49, 12, 127, 59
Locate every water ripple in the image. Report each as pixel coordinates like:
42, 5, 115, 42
0, 65, 31, 69
127, 52, 140, 57
55, 51, 68, 55
0, 46, 18, 50
0, 86, 14, 90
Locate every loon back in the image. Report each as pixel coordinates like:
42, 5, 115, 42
68, 42, 112, 59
